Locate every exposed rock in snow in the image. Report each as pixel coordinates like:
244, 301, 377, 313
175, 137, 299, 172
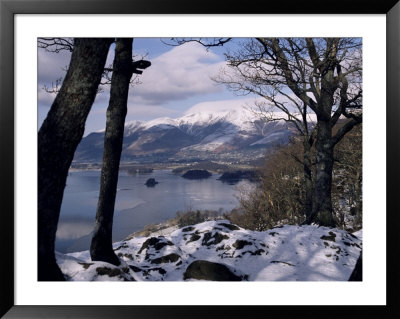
56, 220, 362, 281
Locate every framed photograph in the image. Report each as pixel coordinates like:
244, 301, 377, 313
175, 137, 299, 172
1, 0, 399, 317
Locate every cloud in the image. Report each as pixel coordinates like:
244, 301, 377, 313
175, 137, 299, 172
129, 42, 226, 105
37, 87, 57, 106
184, 97, 263, 115
126, 104, 179, 120
37, 44, 115, 107
38, 48, 71, 84
37, 49, 70, 106
37, 40, 233, 132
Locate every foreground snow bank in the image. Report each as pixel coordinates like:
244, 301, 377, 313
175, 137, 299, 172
56, 220, 362, 281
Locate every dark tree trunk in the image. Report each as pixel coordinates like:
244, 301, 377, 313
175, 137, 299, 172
90, 38, 134, 265
38, 38, 113, 281
303, 139, 313, 220
310, 119, 335, 227
348, 252, 362, 281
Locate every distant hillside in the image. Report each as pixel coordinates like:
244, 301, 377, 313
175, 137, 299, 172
73, 105, 298, 163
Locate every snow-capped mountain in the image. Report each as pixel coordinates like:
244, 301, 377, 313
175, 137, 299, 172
74, 104, 296, 163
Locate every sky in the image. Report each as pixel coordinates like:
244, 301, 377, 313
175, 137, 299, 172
38, 38, 256, 136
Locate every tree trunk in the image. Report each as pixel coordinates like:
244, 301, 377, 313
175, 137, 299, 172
90, 38, 133, 265
348, 251, 362, 281
38, 38, 113, 281
310, 119, 335, 227
303, 139, 313, 220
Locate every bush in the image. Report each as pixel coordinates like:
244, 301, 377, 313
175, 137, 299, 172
224, 143, 306, 231
174, 209, 224, 228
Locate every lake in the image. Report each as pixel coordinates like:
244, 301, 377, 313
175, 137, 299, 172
56, 169, 248, 253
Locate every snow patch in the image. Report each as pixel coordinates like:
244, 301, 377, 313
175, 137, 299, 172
57, 221, 362, 282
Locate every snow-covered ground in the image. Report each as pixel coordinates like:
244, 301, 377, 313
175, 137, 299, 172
56, 220, 362, 281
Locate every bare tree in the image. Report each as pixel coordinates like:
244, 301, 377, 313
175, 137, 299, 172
90, 38, 151, 265
38, 38, 113, 281
216, 38, 362, 227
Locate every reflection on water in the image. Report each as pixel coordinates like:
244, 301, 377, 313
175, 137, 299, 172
56, 169, 247, 253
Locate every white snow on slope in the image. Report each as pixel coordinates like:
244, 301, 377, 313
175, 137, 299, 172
57, 220, 362, 282
122, 100, 259, 134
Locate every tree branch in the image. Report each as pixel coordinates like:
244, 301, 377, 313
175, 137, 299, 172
331, 117, 362, 146
164, 38, 232, 49
38, 38, 74, 52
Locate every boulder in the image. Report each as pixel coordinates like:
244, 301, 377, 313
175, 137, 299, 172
218, 222, 240, 231
150, 253, 181, 264
138, 237, 173, 254
183, 260, 242, 281
202, 232, 229, 246
232, 239, 252, 250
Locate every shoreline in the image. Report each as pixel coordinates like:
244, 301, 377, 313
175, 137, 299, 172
69, 161, 259, 175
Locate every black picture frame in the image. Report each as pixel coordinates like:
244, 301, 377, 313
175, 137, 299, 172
1, 0, 399, 318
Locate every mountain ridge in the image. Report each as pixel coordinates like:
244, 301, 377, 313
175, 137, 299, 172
74, 105, 297, 163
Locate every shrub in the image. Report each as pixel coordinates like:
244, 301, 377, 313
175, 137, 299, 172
174, 209, 224, 228
224, 143, 306, 231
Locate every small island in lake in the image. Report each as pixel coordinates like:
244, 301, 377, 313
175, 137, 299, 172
145, 178, 159, 187
182, 169, 212, 180
217, 170, 259, 184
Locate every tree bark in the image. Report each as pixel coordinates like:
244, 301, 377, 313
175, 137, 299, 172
303, 139, 313, 220
348, 251, 362, 281
90, 38, 134, 265
38, 38, 113, 280
310, 119, 335, 227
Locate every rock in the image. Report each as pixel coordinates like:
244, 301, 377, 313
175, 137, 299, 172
320, 231, 336, 242
187, 233, 201, 243
150, 253, 181, 264
219, 222, 240, 231
95, 266, 132, 280
183, 260, 242, 281
181, 169, 212, 180
232, 239, 252, 250
202, 232, 229, 246
142, 267, 167, 276
145, 178, 158, 187
78, 262, 94, 270
129, 265, 143, 272
96, 267, 122, 277
138, 237, 174, 254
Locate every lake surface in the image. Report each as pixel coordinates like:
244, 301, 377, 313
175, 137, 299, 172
56, 169, 247, 253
